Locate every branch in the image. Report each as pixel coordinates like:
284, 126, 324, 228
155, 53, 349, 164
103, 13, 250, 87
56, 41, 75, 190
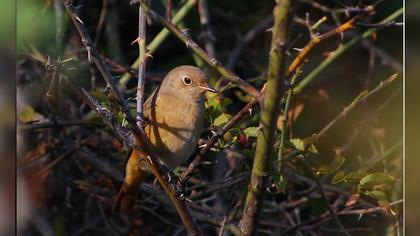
119, 0, 197, 87
178, 98, 258, 189
62, 0, 142, 137
281, 198, 402, 235
80, 89, 203, 235
298, 157, 350, 236
136, 3, 147, 128
316, 73, 399, 140
18, 120, 101, 131
227, 15, 274, 69
197, 0, 216, 57
239, 1, 292, 234
79, 89, 136, 147
287, 16, 360, 77
137, 0, 260, 99
178, 6, 371, 190
62, 1, 202, 234
294, 7, 403, 93
277, 67, 302, 163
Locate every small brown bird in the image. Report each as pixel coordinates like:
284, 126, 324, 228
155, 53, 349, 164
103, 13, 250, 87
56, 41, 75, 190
113, 65, 216, 213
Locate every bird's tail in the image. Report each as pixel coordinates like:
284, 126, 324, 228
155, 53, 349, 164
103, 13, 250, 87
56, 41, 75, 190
112, 150, 148, 213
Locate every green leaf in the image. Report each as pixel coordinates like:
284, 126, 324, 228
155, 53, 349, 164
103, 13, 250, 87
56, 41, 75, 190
243, 126, 259, 138
18, 105, 35, 123
213, 113, 232, 127
332, 171, 345, 184
333, 170, 367, 184
221, 97, 233, 107
359, 172, 395, 190
364, 190, 390, 208
91, 89, 109, 104
290, 138, 305, 151
316, 166, 334, 176
269, 167, 287, 194
289, 137, 318, 154
206, 93, 220, 109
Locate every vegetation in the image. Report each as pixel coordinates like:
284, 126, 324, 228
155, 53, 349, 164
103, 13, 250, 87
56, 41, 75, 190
17, 0, 402, 235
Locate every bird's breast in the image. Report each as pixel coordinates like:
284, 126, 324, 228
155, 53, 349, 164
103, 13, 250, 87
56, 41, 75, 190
145, 94, 204, 169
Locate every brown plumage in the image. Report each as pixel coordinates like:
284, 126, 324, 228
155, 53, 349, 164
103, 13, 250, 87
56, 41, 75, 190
113, 65, 216, 213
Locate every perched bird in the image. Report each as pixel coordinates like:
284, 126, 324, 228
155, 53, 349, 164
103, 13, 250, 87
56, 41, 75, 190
113, 65, 216, 213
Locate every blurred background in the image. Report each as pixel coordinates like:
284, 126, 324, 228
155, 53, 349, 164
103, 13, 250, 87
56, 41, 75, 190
405, 0, 420, 234
0, 0, 16, 235
1, 0, 415, 235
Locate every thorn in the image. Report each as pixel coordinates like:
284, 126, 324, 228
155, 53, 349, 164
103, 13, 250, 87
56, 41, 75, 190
75, 15, 84, 24
357, 213, 363, 221
87, 48, 91, 62
131, 37, 140, 45
292, 47, 303, 52
180, 28, 190, 35
185, 197, 193, 203
147, 155, 153, 164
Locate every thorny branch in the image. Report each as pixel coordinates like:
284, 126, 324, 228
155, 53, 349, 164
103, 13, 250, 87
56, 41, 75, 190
178, 2, 377, 191
239, 1, 292, 234
317, 73, 399, 140
44, 1, 401, 235
62, 1, 202, 234
136, 0, 261, 99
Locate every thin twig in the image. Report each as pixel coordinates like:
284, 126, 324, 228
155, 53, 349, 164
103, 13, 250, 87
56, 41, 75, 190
119, 0, 197, 87
165, 0, 172, 21
227, 15, 274, 69
136, 2, 147, 128
62, 0, 142, 137
277, 67, 302, 163
63, 2, 202, 232
18, 120, 102, 131
137, 0, 260, 98
298, 157, 351, 236
316, 73, 399, 140
294, 7, 403, 93
179, 7, 371, 189
198, 0, 216, 57
178, 99, 258, 189
94, 0, 108, 46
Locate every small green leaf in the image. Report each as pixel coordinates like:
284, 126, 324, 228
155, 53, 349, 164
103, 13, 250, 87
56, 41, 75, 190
221, 97, 233, 107
316, 166, 333, 176
213, 113, 232, 127
364, 190, 389, 208
243, 126, 259, 138
359, 172, 395, 189
333, 170, 367, 184
206, 93, 220, 109
332, 171, 345, 184
303, 135, 318, 154
19, 105, 35, 123
290, 138, 305, 151
307, 144, 319, 155
289, 137, 318, 154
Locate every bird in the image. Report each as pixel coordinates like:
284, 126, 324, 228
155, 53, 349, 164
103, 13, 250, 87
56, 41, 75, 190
112, 65, 216, 213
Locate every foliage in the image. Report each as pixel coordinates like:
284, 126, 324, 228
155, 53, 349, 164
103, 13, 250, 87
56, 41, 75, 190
17, 0, 402, 235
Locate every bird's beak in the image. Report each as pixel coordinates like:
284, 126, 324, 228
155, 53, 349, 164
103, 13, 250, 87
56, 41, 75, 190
199, 85, 218, 93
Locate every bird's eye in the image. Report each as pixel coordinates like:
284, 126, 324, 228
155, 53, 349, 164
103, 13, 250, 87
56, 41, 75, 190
182, 76, 192, 85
